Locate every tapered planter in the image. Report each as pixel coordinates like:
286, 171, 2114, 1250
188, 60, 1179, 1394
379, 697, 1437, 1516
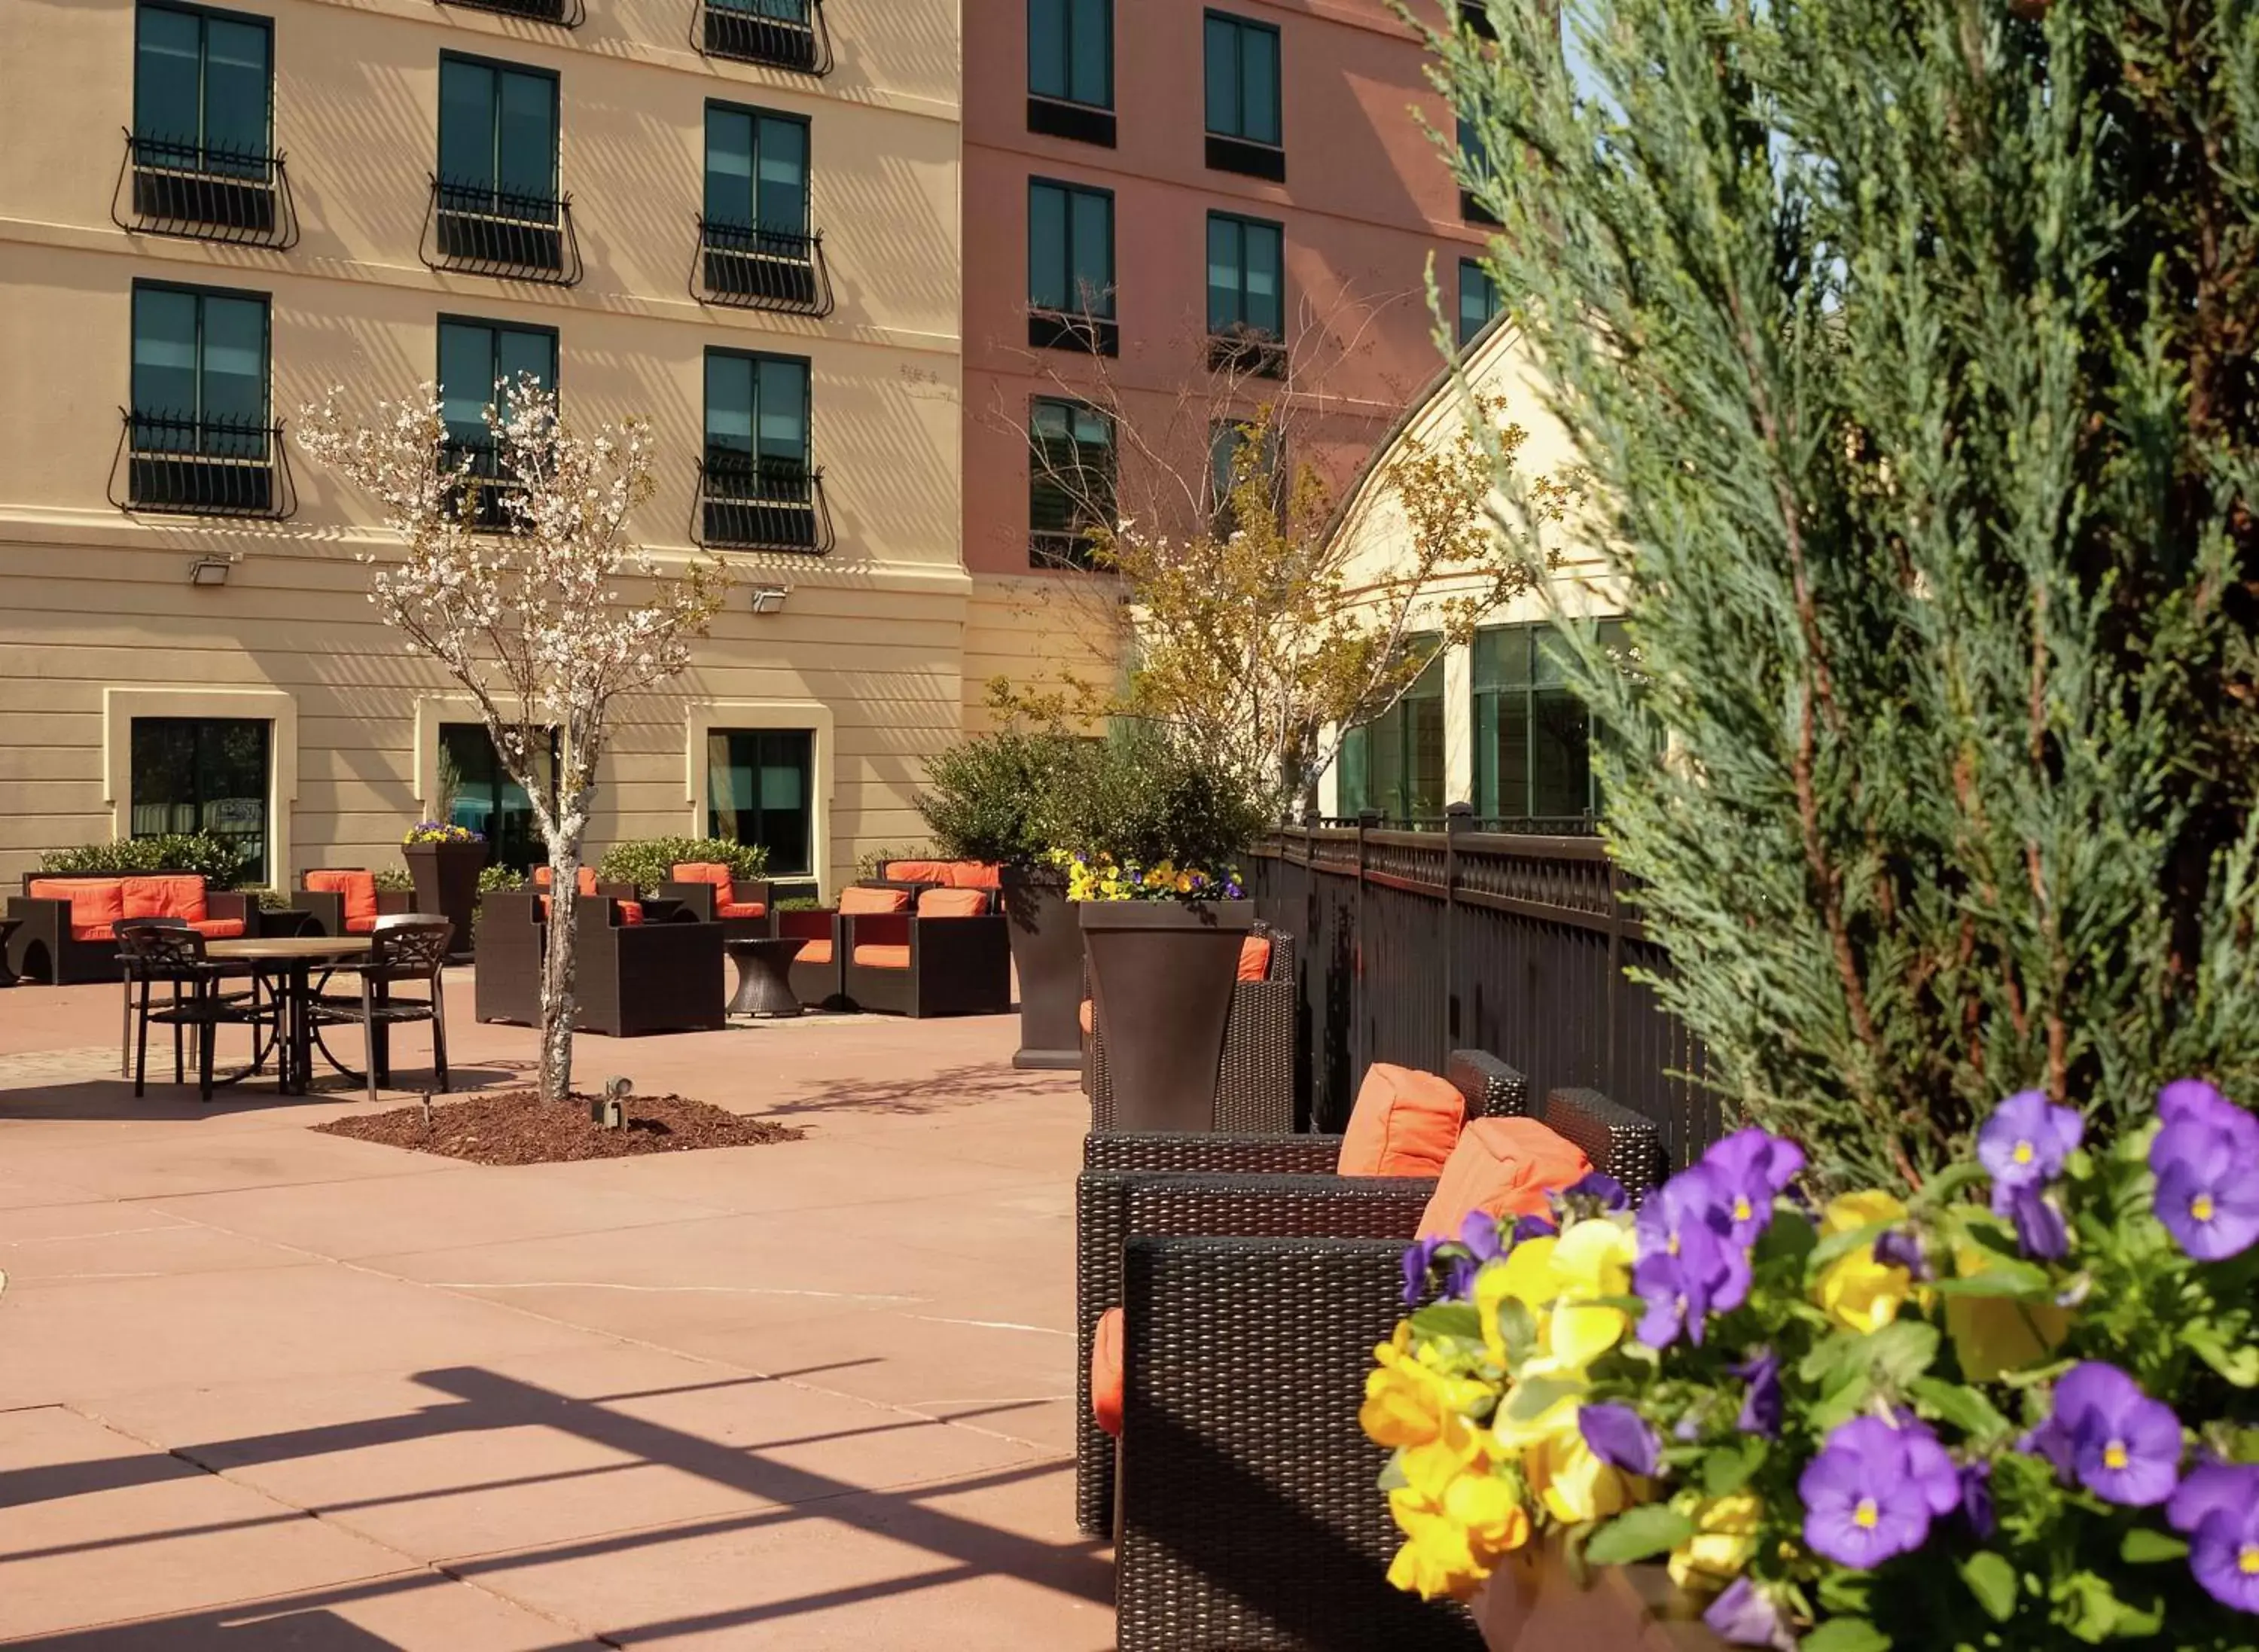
1001, 864, 1081, 1070
401, 840, 483, 962
1080, 898, 1253, 1132
1474, 1544, 1724, 1652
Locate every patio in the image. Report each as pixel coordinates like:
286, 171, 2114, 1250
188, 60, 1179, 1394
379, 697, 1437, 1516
0, 978, 1111, 1648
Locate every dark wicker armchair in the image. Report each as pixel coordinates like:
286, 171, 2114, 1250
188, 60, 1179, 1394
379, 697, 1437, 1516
1082, 1082, 1667, 1650
1084, 922, 1297, 1133
297, 869, 416, 937
654, 862, 775, 940
473, 890, 723, 1036
840, 888, 1011, 1016
1073, 1050, 1531, 1541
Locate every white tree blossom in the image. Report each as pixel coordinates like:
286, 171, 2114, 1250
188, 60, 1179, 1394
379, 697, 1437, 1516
299, 378, 727, 1102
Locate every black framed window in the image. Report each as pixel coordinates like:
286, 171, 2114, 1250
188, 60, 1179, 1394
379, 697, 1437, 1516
437, 317, 556, 448
1336, 638, 1445, 823
706, 729, 815, 876
1207, 419, 1280, 533
1206, 212, 1283, 338
705, 102, 809, 238
1459, 258, 1501, 343
1029, 0, 1111, 107
1028, 178, 1116, 352
129, 717, 271, 884
1471, 621, 1628, 820
1029, 396, 1114, 569
1204, 11, 1280, 144
1458, 114, 1500, 225
702, 350, 818, 548
438, 54, 559, 211
131, 281, 269, 453
134, 2, 271, 176
441, 723, 555, 873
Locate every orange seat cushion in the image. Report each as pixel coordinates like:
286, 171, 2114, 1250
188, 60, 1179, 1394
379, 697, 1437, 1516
306, 870, 378, 931
123, 874, 208, 923
852, 943, 911, 969
882, 860, 953, 884
189, 917, 245, 940
916, 888, 988, 918
716, 900, 767, 920
30, 877, 125, 935
71, 925, 122, 943
1337, 1063, 1468, 1178
345, 915, 379, 934
532, 865, 551, 888
799, 938, 834, 965
671, 862, 734, 888
1091, 1306, 1126, 1439
840, 886, 910, 916
1237, 937, 1273, 981
1078, 998, 1094, 1036
947, 861, 1004, 890
615, 901, 645, 925
1415, 1118, 1594, 1239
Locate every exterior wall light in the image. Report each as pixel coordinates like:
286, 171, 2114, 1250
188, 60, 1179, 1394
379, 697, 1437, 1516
187, 556, 233, 587
749, 584, 789, 614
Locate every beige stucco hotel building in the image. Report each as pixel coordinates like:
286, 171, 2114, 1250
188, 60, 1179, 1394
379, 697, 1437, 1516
0, 0, 965, 896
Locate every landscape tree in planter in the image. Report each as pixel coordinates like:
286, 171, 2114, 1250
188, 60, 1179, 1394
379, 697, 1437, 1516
300, 379, 727, 1104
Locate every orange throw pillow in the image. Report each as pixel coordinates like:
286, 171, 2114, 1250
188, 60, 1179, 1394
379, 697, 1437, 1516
671, 862, 733, 889
575, 867, 602, 898
531, 866, 553, 889
1336, 1063, 1467, 1178
882, 860, 953, 884
947, 861, 1004, 890
1236, 937, 1273, 981
916, 888, 988, 918
1415, 1118, 1594, 1240
32, 878, 126, 935
123, 875, 207, 923
840, 885, 910, 915
306, 870, 378, 931
1090, 1306, 1126, 1438
1078, 998, 1094, 1036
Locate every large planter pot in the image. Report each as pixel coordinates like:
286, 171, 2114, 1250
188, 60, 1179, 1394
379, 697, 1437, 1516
1080, 898, 1254, 1131
1001, 864, 1081, 1070
401, 840, 483, 962
1474, 1543, 1725, 1652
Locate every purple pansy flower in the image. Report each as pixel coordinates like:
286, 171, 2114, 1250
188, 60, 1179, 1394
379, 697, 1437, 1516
1959, 1461, 1996, 1540
1578, 1403, 1661, 1477
2004, 1185, 2071, 1261
1511, 1213, 1559, 1244
2149, 1081, 2259, 1262
1703, 1128, 1806, 1243
2172, 1459, 2259, 1614
1978, 1089, 2083, 1197
1702, 1577, 1796, 1649
1633, 1163, 1747, 1349
2024, 1362, 2182, 1507
1873, 1227, 1931, 1279
1554, 1171, 1629, 1217
1727, 1347, 1782, 1439
1799, 1416, 1961, 1569
1399, 1236, 1450, 1306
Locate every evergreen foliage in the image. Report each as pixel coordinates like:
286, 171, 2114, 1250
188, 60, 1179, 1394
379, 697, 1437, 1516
38, 833, 245, 888
1431, 0, 2259, 1187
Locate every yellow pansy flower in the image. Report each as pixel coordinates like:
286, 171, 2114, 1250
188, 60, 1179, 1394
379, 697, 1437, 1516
1668, 1492, 1763, 1593
1361, 1325, 1493, 1452
1814, 1190, 1916, 1333
1385, 1471, 1533, 1600
1942, 1239, 2069, 1382
1474, 1218, 1636, 1375
1521, 1413, 1642, 1525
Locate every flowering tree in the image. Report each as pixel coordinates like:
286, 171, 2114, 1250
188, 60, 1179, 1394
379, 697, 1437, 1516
299, 379, 727, 1102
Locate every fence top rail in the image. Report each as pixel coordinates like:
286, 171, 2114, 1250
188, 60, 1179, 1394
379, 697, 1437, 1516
1254, 827, 1614, 864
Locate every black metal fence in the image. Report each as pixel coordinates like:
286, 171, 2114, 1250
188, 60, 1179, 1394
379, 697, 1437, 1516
1248, 824, 1713, 1168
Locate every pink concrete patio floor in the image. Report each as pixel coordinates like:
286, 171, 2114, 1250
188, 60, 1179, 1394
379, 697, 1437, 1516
0, 974, 1112, 1649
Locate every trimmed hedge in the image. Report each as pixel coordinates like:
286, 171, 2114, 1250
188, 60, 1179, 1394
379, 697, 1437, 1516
38, 832, 245, 889
596, 837, 770, 898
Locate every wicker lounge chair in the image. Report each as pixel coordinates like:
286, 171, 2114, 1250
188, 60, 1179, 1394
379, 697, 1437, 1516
1083, 922, 1297, 1134
656, 862, 775, 939
473, 888, 722, 1036
1093, 1083, 1667, 1650
840, 886, 1011, 1017
297, 869, 416, 937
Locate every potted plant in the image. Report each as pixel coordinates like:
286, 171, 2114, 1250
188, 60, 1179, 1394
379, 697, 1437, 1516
916, 729, 1091, 1069
1368, 1086, 2259, 1650
400, 821, 484, 961
1056, 726, 1267, 1130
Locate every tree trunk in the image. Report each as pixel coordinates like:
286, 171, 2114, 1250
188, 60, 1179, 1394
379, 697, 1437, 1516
538, 834, 585, 1105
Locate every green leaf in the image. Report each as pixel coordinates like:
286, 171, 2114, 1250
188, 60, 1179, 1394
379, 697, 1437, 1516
1925, 1263, 2056, 1302
1909, 1376, 2013, 1443
1409, 1303, 1482, 1343
1753, 1212, 1818, 1271
1800, 1327, 1865, 1386
1960, 1552, 2018, 1622
1376, 1451, 1408, 1493
1815, 1569, 1872, 1617
1495, 1297, 1538, 1366
1807, 1364, 1874, 1433
1910, 1161, 1991, 1207
1807, 1218, 1898, 1273
1864, 1318, 1942, 1385
1703, 1437, 1769, 1498
1801, 1619, 1891, 1652
1583, 1504, 1695, 1565
2118, 1529, 2188, 1565
1501, 1375, 1587, 1423
2184, 1324, 2259, 1388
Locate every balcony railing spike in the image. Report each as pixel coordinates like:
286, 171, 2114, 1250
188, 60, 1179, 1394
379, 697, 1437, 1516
111, 128, 298, 248
694, 0, 833, 72
419, 175, 583, 286
688, 217, 836, 316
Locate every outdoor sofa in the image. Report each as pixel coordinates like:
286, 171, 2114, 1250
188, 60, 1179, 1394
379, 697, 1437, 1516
6, 872, 252, 984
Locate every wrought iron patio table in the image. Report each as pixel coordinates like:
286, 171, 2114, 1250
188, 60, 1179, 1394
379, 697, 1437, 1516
206, 937, 372, 1095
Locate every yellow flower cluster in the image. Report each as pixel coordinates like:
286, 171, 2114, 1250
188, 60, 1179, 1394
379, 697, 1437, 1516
1364, 1218, 1652, 1601
1812, 1190, 1918, 1333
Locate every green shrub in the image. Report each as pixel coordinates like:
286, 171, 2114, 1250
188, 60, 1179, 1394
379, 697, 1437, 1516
857, 844, 933, 879
596, 837, 769, 897
915, 730, 1090, 864
1046, 722, 1267, 876
38, 832, 245, 888
234, 885, 294, 913
477, 864, 526, 895
776, 895, 826, 913
371, 867, 414, 894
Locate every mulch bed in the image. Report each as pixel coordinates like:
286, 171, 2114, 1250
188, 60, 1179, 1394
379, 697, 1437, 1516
313, 1090, 805, 1166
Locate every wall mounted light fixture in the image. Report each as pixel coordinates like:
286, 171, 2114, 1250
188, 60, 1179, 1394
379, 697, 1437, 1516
748, 584, 789, 615
187, 556, 232, 587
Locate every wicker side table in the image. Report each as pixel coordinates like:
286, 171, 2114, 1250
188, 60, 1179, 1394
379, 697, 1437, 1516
724, 935, 806, 1018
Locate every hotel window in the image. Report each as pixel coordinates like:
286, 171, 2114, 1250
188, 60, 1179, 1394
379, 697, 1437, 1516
127, 2, 289, 242
700, 103, 824, 311
130, 717, 271, 884
440, 723, 555, 874
707, 730, 815, 877
1206, 212, 1285, 376
1459, 258, 1501, 343
1029, 397, 1114, 570
123, 281, 279, 517
1204, 11, 1282, 178
1207, 418, 1281, 535
1471, 621, 1628, 820
701, 351, 822, 551
437, 317, 556, 528
1028, 0, 1114, 144
1336, 639, 1446, 823
432, 54, 572, 279
1458, 115, 1500, 226
1028, 178, 1117, 353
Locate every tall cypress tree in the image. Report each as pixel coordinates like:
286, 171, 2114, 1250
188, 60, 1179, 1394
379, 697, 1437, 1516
1431, 0, 2259, 1187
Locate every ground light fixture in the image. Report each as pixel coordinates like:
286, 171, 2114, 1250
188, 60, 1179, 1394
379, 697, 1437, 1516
187, 555, 233, 587
748, 584, 789, 615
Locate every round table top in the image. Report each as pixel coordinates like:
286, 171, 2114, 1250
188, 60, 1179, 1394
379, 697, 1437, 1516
206, 937, 372, 962
723, 935, 806, 958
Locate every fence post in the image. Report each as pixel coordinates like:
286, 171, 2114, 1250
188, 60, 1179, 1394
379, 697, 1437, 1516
1444, 801, 1472, 1058
1355, 809, 1380, 1085
1605, 858, 1623, 1099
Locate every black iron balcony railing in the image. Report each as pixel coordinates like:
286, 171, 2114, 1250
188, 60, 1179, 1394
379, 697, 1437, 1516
421, 176, 583, 285
1029, 527, 1108, 571
691, 218, 834, 316
441, 434, 527, 533
696, 0, 833, 74
435, 0, 584, 23
1028, 308, 1120, 358
109, 410, 296, 519
111, 131, 298, 248
1206, 325, 1288, 380
694, 453, 834, 553
1206, 133, 1286, 183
